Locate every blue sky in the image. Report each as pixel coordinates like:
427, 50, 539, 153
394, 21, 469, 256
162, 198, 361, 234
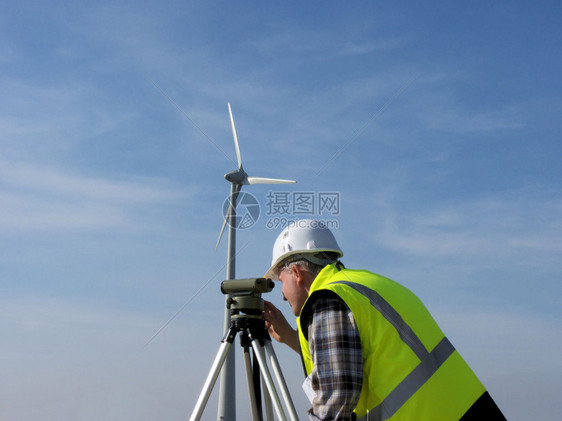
1, 1, 561, 420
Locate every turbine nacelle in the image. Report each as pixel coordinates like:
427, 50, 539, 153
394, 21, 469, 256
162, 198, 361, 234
224, 168, 248, 184
224, 168, 296, 186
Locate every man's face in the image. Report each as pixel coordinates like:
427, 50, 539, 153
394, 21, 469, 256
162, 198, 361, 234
278, 265, 309, 316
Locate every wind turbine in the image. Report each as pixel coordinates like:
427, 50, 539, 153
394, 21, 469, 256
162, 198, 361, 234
216, 103, 295, 421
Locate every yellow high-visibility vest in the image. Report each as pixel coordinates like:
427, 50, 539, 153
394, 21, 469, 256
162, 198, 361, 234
297, 263, 486, 421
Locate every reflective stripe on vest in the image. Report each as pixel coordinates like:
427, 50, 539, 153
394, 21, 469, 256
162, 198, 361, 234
331, 281, 456, 421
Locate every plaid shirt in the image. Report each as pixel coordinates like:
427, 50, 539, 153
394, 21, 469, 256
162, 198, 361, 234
303, 295, 363, 421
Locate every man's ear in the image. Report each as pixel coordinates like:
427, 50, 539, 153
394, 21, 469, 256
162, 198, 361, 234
292, 264, 309, 288
291, 264, 303, 284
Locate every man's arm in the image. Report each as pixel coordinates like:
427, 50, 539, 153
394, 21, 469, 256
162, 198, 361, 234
306, 296, 363, 421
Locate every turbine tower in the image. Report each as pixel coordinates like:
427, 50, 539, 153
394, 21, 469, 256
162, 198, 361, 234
216, 103, 295, 421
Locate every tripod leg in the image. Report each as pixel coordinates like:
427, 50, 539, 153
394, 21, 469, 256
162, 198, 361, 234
243, 346, 261, 421
189, 329, 236, 421
262, 376, 274, 421
250, 338, 287, 421
264, 340, 299, 421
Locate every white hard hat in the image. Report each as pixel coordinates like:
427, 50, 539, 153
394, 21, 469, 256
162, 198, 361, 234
264, 219, 343, 280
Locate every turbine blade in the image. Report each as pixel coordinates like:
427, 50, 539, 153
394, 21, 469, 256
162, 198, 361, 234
216, 215, 228, 249
216, 184, 242, 249
246, 176, 296, 185
228, 103, 242, 169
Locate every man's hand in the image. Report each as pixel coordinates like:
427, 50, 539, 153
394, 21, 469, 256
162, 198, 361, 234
263, 301, 301, 354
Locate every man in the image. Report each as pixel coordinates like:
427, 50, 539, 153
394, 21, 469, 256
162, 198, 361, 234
262, 219, 505, 421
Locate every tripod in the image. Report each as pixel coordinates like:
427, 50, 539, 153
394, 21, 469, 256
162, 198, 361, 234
189, 289, 299, 421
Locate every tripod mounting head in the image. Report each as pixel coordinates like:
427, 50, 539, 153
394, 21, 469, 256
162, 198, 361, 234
221, 278, 275, 315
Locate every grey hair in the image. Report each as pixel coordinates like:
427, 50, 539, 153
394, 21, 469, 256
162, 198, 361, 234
282, 259, 324, 278
280, 251, 340, 278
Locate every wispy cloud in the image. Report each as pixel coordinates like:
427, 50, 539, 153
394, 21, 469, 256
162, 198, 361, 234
338, 38, 406, 56
0, 77, 134, 160
371, 188, 562, 258
424, 105, 525, 133
251, 26, 404, 59
0, 159, 183, 231
405, 74, 527, 134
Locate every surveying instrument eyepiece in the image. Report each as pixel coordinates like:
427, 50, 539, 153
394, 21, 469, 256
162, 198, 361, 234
189, 278, 298, 421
